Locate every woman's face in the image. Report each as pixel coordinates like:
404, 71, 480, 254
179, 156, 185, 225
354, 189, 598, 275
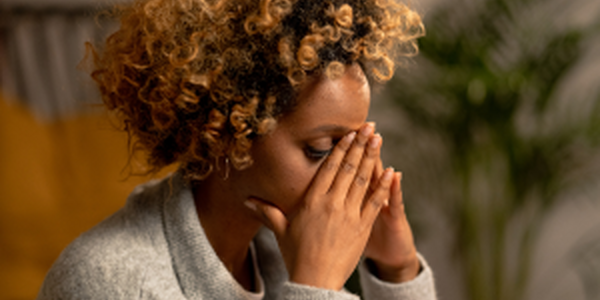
232, 64, 371, 215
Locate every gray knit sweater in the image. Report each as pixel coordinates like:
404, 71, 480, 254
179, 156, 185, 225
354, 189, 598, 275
37, 172, 437, 299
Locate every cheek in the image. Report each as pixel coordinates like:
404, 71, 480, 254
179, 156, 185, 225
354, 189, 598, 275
272, 156, 318, 206
258, 149, 321, 212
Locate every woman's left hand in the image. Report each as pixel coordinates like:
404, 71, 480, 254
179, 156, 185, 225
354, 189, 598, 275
363, 167, 421, 283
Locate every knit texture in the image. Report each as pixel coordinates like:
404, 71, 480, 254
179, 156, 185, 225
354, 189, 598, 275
37, 172, 437, 299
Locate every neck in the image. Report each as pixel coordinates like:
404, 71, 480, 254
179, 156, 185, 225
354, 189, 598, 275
192, 173, 263, 291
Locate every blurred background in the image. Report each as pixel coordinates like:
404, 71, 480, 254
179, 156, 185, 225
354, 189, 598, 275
1, 0, 599, 299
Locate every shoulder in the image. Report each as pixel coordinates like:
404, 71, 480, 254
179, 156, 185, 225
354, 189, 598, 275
37, 177, 175, 299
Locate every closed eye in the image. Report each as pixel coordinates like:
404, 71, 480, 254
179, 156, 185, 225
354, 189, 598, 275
304, 146, 332, 160
304, 138, 340, 160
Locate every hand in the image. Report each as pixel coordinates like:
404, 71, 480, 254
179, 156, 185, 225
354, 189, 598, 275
364, 169, 421, 283
245, 124, 394, 290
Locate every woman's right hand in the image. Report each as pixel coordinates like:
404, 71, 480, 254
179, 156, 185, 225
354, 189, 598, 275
244, 123, 394, 290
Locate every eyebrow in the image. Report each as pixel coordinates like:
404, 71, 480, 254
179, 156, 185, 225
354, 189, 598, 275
308, 124, 353, 134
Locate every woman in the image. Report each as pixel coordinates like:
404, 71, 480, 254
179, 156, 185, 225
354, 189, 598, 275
38, 0, 436, 298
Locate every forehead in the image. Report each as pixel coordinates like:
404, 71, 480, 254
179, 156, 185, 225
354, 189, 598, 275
280, 65, 371, 135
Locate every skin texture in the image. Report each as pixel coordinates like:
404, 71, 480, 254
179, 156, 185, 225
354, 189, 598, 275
193, 64, 419, 292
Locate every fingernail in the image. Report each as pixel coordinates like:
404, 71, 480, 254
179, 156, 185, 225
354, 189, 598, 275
345, 131, 357, 142
398, 172, 402, 182
369, 134, 382, 148
244, 200, 257, 211
360, 123, 374, 137
367, 121, 376, 130
383, 168, 394, 181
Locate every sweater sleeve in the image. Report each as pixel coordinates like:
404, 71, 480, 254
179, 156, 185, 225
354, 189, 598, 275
280, 282, 359, 300
358, 253, 437, 300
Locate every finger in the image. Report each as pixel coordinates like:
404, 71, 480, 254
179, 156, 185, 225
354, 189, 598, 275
329, 123, 374, 197
367, 149, 384, 200
366, 121, 376, 131
245, 198, 288, 237
309, 131, 357, 194
389, 172, 405, 218
346, 133, 381, 207
361, 167, 394, 222
372, 156, 384, 187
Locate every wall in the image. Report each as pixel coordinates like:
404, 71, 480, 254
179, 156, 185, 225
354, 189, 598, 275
0, 94, 173, 300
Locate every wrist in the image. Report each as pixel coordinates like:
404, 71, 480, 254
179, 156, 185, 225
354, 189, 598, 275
290, 276, 344, 291
366, 255, 421, 283
290, 267, 345, 291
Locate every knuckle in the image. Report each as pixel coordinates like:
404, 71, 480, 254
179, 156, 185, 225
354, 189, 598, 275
365, 145, 378, 157
355, 133, 370, 146
378, 181, 390, 192
322, 159, 338, 172
370, 198, 384, 209
341, 160, 357, 173
353, 137, 368, 148
337, 138, 353, 152
324, 199, 342, 213
354, 173, 369, 187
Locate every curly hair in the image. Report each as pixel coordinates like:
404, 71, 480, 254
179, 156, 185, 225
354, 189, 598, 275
88, 0, 424, 180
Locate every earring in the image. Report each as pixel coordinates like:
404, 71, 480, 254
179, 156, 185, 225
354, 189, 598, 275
223, 157, 230, 180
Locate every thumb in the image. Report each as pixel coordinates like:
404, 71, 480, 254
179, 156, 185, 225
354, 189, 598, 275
245, 198, 288, 237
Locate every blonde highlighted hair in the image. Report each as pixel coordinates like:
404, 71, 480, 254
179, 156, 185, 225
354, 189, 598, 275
88, 0, 424, 180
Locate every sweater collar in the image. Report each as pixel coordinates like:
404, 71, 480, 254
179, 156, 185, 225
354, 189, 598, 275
162, 172, 288, 299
